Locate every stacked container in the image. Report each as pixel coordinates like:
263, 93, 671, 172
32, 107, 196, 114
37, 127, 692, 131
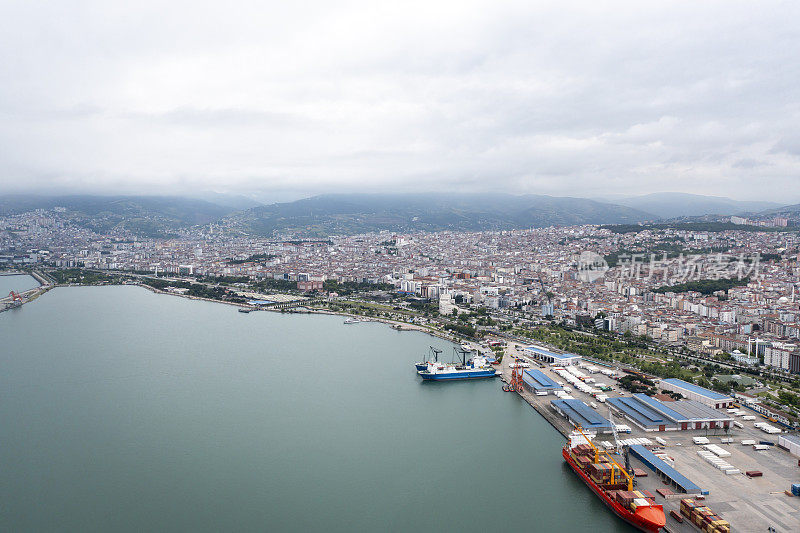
615, 490, 636, 506
614, 490, 656, 512
568, 443, 594, 464
679, 498, 697, 517
679, 499, 730, 533
588, 462, 623, 484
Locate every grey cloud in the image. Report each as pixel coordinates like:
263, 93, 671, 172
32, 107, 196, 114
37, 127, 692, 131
0, 1, 798, 202
131, 108, 315, 128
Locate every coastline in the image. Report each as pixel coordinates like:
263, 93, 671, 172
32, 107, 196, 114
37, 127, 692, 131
304, 307, 460, 343
38, 281, 464, 345
130, 281, 462, 343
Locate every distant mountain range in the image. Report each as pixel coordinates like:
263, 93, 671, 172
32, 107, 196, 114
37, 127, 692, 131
759, 203, 800, 218
0, 191, 795, 237
223, 193, 654, 236
0, 194, 237, 237
188, 192, 263, 211
612, 192, 780, 219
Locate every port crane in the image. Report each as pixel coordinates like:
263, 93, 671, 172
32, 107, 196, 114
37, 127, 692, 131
607, 406, 638, 487
5, 290, 24, 309
503, 362, 525, 393
575, 425, 634, 491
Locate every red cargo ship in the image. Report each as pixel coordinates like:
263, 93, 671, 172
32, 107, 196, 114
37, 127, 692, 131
563, 430, 665, 533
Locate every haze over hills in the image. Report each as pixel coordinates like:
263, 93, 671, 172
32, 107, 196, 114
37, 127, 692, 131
2, 191, 797, 238
758, 202, 800, 216
224, 193, 654, 236
614, 193, 780, 219
189, 192, 263, 211
0, 194, 237, 237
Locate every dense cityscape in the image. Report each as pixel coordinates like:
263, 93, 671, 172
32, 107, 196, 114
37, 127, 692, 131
4, 206, 800, 427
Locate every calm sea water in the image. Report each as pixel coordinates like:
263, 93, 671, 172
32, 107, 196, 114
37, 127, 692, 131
0, 273, 39, 295
0, 286, 633, 532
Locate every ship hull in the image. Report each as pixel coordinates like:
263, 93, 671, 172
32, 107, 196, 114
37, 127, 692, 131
562, 448, 664, 533
415, 363, 428, 371
419, 369, 498, 380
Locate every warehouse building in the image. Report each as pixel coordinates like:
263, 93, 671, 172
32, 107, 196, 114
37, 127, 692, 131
607, 393, 733, 432
778, 434, 800, 458
659, 378, 734, 409
628, 445, 703, 494
522, 369, 563, 395
551, 399, 613, 433
523, 345, 581, 366
607, 396, 673, 431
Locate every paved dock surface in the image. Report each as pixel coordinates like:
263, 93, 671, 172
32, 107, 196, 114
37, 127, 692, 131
498, 342, 800, 532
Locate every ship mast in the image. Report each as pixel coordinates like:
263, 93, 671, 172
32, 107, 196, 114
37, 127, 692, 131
453, 346, 469, 366
429, 346, 442, 363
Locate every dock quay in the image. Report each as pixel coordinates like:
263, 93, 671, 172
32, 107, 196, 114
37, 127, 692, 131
500, 350, 572, 437
499, 342, 800, 533
0, 271, 53, 312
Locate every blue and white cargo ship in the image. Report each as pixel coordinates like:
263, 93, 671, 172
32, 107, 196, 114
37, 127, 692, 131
418, 348, 499, 381
414, 346, 443, 371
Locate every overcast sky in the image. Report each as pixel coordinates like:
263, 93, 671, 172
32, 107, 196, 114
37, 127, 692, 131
1, 1, 798, 202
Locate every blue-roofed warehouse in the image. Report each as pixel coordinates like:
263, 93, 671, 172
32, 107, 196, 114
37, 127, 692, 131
628, 444, 703, 495
607, 393, 733, 432
607, 396, 673, 431
523, 345, 581, 366
660, 378, 734, 408
551, 399, 613, 433
522, 369, 563, 395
